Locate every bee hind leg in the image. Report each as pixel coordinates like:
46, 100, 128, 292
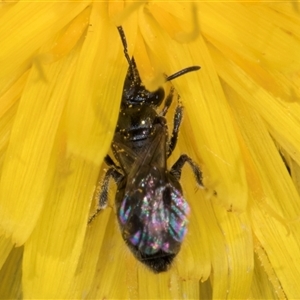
170, 154, 203, 188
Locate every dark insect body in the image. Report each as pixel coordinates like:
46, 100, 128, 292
89, 26, 203, 273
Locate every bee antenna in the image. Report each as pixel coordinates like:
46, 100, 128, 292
117, 26, 139, 82
166, 66, 200, 81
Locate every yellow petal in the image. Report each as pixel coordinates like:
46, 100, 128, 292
140, 3, 248, 212
0, 2, 89, 94
226, 84, 300, 298
0, 246, 23, 299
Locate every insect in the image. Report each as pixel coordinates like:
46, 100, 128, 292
89, 26, 203, 273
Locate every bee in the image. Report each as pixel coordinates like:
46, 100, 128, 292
89, 26, 203, 273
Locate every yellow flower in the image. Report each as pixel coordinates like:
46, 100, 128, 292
0, 1, 300, 299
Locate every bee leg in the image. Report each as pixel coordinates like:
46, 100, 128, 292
104, 154, 122, 171
170, 154, 204, 188
88, 164, 123, 224
160, 87, 174, 116
159, 87, 183, 157
168, 102, 183, 157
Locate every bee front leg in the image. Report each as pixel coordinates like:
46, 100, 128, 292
160, 87, 174, 116
168, 103, 183, 158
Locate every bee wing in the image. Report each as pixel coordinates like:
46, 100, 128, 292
116, 124, 190, 255
119, 176, 189, 255
112, 123, 168, 188
126, 124, 167, 188
111, 134, 138, 174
